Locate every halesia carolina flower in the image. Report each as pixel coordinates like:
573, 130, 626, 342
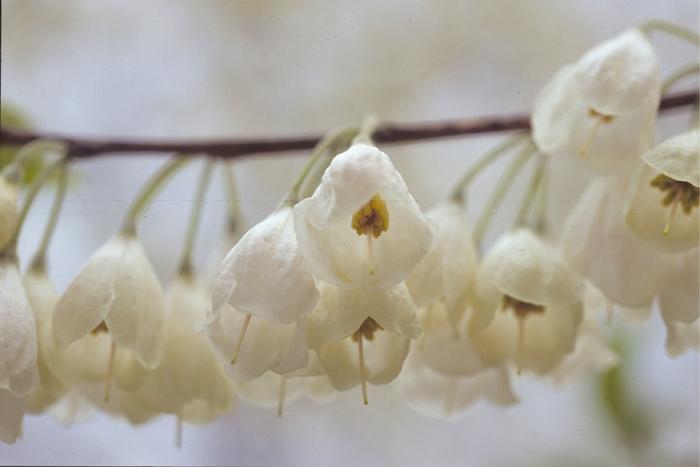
532, 29, 660, 174
658, 248, 699, 357
405, 201, 478, 330
22, 268, 65, 414
398, 302, 516, 419
134, 276, 233, 423
0, 389, 24, 444
624, 129, 700, 253
0, 259, 39, 397
469, 229, 585, 375
212, 205, 319, 325
306, 282, 421, 402
0, 175, 19, 251
207, 304, 308, 382
294, 143, 433, 289
561, 177, 661, 308
53, 232, 165, 369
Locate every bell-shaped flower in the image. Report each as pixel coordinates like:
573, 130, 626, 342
212, 205, 319, 325
658, 248, 699, 357
624, 129, 699, 253
0, 389, 24, 444
53, 232, 165, 369
561, 177, 661, 308
207, 304, 308, 382
405, 201, 478, 330
0, 259, 39, 397
22, 268, 65, 414
398, 302, 516, 419
0, 175, 19, 251
306, 282, 421, 399
469, 229, 585, 375
293, 143, 433, 289
532, 29, 660, 174
133, 276, 234, 423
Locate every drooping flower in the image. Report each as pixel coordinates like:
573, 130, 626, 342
469, 229, 585, 375
133, 275, 234, 423
212, 205, 319, 325
293, 143, 433, 289
0, 259, 39, 397
532, 29, 660, 174
405, 201, 478, 330
306, 282, 421, 399
624, 129, 699, 253
53, 232, 165, 369
658, 248, 699, 357
398, 302, 517, 419
0, 174, 19, 251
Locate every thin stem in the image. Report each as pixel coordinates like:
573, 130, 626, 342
661, 62, 700, 95
448, 132, 529, 202
277, 376, 287, 418
0, 157, 66, 260
104, 340, 117, 403
353, 115, 379, 145
641, 20, 700, 46
120, 156, 190, 234
299, 128, 357, 199
29, 163, 70, 272
8, 140, 66, 177
473, 141, 534, 246
222, 162, 241, 236
175, 415, 183, 448
178, 159, 215, 275
533, 160, 549, 235
358, 335, 368, 406
230, 313, 252, 365
513, 155, 547, 228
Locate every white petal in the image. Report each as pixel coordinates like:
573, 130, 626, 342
234, 371, 335, 408
573, 29, 660, 115
0, 260, 39, 397
561, 178, 661, 307
0, 389, 24, 444
663, 318, 699, 358
642, 129, 700, 187
213, 207, 319, 324
549, 320, 618, 385
0, 177, 19, 251
658, 249, 699, 324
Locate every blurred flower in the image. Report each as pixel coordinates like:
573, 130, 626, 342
0, 259, 39, 397
53, 232, 165, 369
469, 229, 585, 375
658, 248, 699, 357
405, 201, 478, 331
0, 174, 19, 251
0, 389, 24, 444
532, 29, 660, 174
624, 129, 699, 253
294, 143, 433, 289
212, 205, 318, 325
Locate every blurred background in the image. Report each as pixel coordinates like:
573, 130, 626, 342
1, 0, 698, 465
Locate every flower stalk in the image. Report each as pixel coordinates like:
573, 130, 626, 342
178, 158, 216, 276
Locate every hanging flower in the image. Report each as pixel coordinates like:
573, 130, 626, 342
0, 259, 39, 397
469, 229, 585, 375
0, 389, 24, 444
293, 143, 433, 289
0, 175, 19, 251
133, 276, 234, 423
212, 205, 319, 325
398, 302, 516, 419
624, 129, 699, 253
532, 29, 660, 174
52, 232, 165, 369
658, 248, 699, 357
405, 201, 478, 330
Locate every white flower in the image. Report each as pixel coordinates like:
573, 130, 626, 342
0, 389, 24, 444
212, 206, 319, 324
469, 230, 584, 375
0, 175, 19, 251
207, 304, 309, 382
532, 29, 660, 174
405, 201, 478, 330
0, 259, 39, 397
293, 143, 433, 288
561, 177, 661, 308
53, 233, 165, 368
306, 282, 421, 395
624, 129, 699, 253
398, 302, 516, 419
658, 248, 699, 357
133, 276, 234, 423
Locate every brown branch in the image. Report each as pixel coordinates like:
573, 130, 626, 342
1, 90, 697, 159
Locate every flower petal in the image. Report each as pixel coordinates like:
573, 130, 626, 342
642, 129, 700, 187
658, 249, 699, 324
0, 389, 24, 444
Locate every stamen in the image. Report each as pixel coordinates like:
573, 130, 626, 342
579, 109, 614, 160
277, 376, 287, 418
351, 194, 389, 238
357, 335, 368, 406
516, 317, 525, 376
663, 190, 682, 235
175, 414, 183, 449
104, 340, 116, 403
230, 313, 252, 364
650, 173, 699, 235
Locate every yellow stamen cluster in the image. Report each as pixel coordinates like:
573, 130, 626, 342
650, 173, 699, 215
501, 295, 545, 319
587, 108, 614, 124
351, 194, 389, 238
351, 317, 384, 342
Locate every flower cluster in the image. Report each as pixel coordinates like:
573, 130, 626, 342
1, 23, 697, 445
